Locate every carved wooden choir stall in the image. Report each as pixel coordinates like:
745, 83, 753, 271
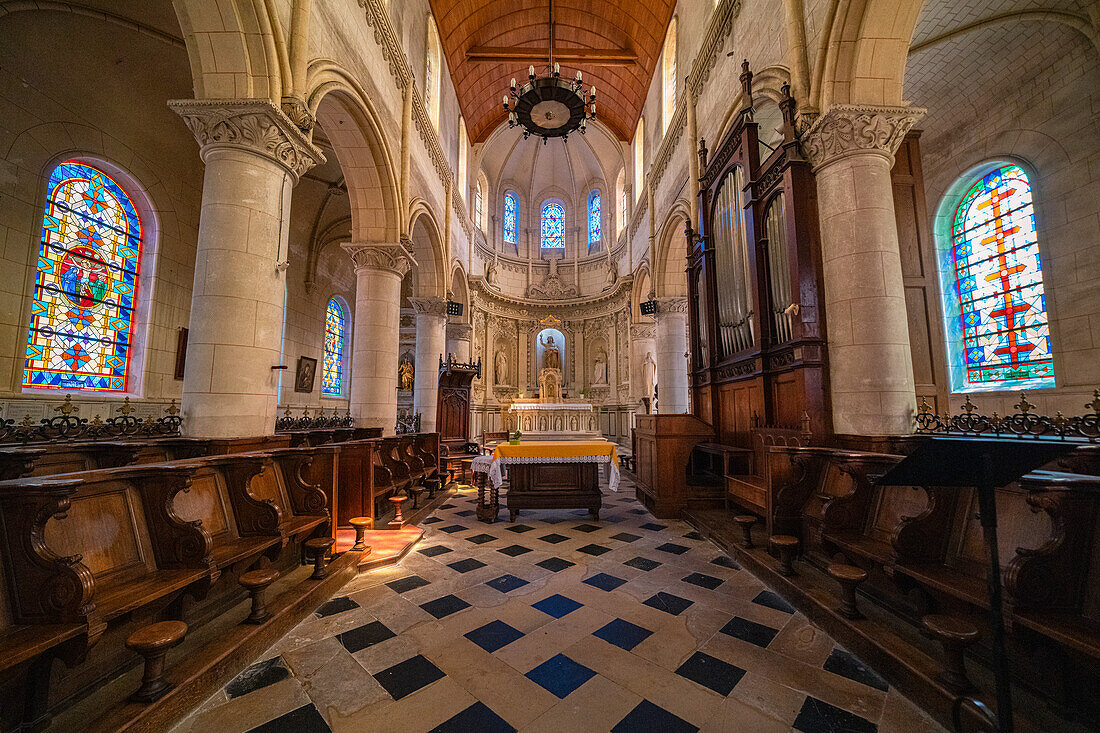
0, 406, 442, 733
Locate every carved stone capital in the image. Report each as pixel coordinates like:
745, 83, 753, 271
446, 322, 473, 341
655, 297, 689, 315
801, 104, 925, 171
280, 97, 315, 133
631, 324, 656, 340
408, 296, 448, 317
342, 242, 412, 277
168, 98, 325, 181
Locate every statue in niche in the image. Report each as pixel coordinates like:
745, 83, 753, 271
602, 259, 617, 291
592, 350, 608, 385
398, 353, 414, 391
540, 334, 561, 371
494, 350, 509, 385
642, 351, 657, 401
485, 259, 499, 288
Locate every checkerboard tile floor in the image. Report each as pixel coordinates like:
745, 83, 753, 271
172, 479, 944, 733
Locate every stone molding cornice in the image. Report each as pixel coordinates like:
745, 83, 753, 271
342, 242, 412, 277
631, 324, 656, 340
408, 296, 448, 317
801, 104, 926, 171
168, 98, 325, 181
470, 275, 633, 312
656, 296, 689, 314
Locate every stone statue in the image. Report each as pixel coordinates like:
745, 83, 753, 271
540, 334, 561, 371
642, 351, 656, 401
592, 351, 608, 385
494, 350, 508, 384
602, 260, 617, 290
485, 260, 498, 287
397, 354, 414, 391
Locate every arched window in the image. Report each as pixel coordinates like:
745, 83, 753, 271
541, 201, 565, 248
633, 117, 644, 202
662, 17, 677, 132
24, 160, 145, 392
588, 190, 601, 251
940, 164, 1054, 392
322, 298, 346, 396
425, 16, 442, 129
457, 117, 468, 200
503, 190, 518, 251
616, 169, 626, 235
474, 178, 484, 230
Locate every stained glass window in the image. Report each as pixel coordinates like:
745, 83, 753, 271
474, 180, 484, 230
588, 190, 601, 250
24, 161, 144, 392
503, 190, 518, 250
941, 164, 1054, 392
322, 298, 345, 396
541, 201, 565, 248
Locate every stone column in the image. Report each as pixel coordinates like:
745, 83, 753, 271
170, 99, 324, 438
803, 104, 924, 435
446, 322, 472, 363
655, 297, 689, 414
344, 242, 412, 433
409, 297, 448, 432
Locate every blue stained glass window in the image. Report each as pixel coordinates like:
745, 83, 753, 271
940, 164, 1055, 392
24, 161, 144, 393
541, 201, 565, 248
504, 190, 518, 250
322, 298, 345, 396
588, 190, 601, 250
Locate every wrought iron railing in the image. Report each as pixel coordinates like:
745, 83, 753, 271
395, 409, 421, 435
914, 390, 1100, 442
275, 404, 355, 432
0, 396, 183, 443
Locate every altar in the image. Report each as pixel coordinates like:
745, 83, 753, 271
486, 440, 621, 521
505, 400, 600, 438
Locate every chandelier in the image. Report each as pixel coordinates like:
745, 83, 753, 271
502, 1, 596, 143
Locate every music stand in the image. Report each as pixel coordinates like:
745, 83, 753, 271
876, 436, 1076, 733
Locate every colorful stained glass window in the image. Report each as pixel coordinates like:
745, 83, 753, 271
322, 298, 345, 396
541, 201, 565, 248
24, 161, 144, 392
588, 190, 601, 249
941, 164, 1054, 392
503, 190, 518, 250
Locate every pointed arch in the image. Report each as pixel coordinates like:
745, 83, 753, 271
408, 202, 446, 298
654, 201, 691, 297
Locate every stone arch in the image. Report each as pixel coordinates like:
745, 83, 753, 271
449, 262, 470, 321
711, 65, 790, 148
407, 202, 446, 298
172, 0, 286, 100
631, 264, 654, 323
307, 66, 400, 244
653, 201, 691, 297
812, 0, 926, 109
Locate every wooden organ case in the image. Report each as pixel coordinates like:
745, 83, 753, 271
691, 64, 829, 445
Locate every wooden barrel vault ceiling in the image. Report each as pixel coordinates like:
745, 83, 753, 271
428, 0, 676, 143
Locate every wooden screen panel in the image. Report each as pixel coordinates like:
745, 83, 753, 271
173, 470, 231, 538
696, 386, 712, 425
905, 286, 937, 390
44, 487, 145, 579
717, 379, 764, 444
771, 372, 799, 427
867, 485, 928, 544
950, 488, 1052, 573
251, 463, 287, 510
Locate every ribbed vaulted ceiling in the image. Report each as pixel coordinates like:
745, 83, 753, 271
428, 0, 676, 143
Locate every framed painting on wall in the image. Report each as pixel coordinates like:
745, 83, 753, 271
295, 356, 317, 393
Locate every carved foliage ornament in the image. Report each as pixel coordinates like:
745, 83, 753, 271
168, 99, 325, 181
408, 297, 448, 317
656, 297, 689, 314
342, 242, 413, 277
801, 104, 925, 171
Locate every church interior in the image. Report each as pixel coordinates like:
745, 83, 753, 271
0, 0, 1097, 731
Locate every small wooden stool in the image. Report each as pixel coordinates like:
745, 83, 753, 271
734, 515, 757, 549
126, 620, 188, 702
770, 535, 799, 576
922, 614, 979, 693
388, 495, 408, 529
239, 568, 279, 624
827, 563, 868, 619
304, 537, 335, 580
349, 516, 372, 552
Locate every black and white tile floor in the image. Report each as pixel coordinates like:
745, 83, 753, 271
172, 479, 944, 732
